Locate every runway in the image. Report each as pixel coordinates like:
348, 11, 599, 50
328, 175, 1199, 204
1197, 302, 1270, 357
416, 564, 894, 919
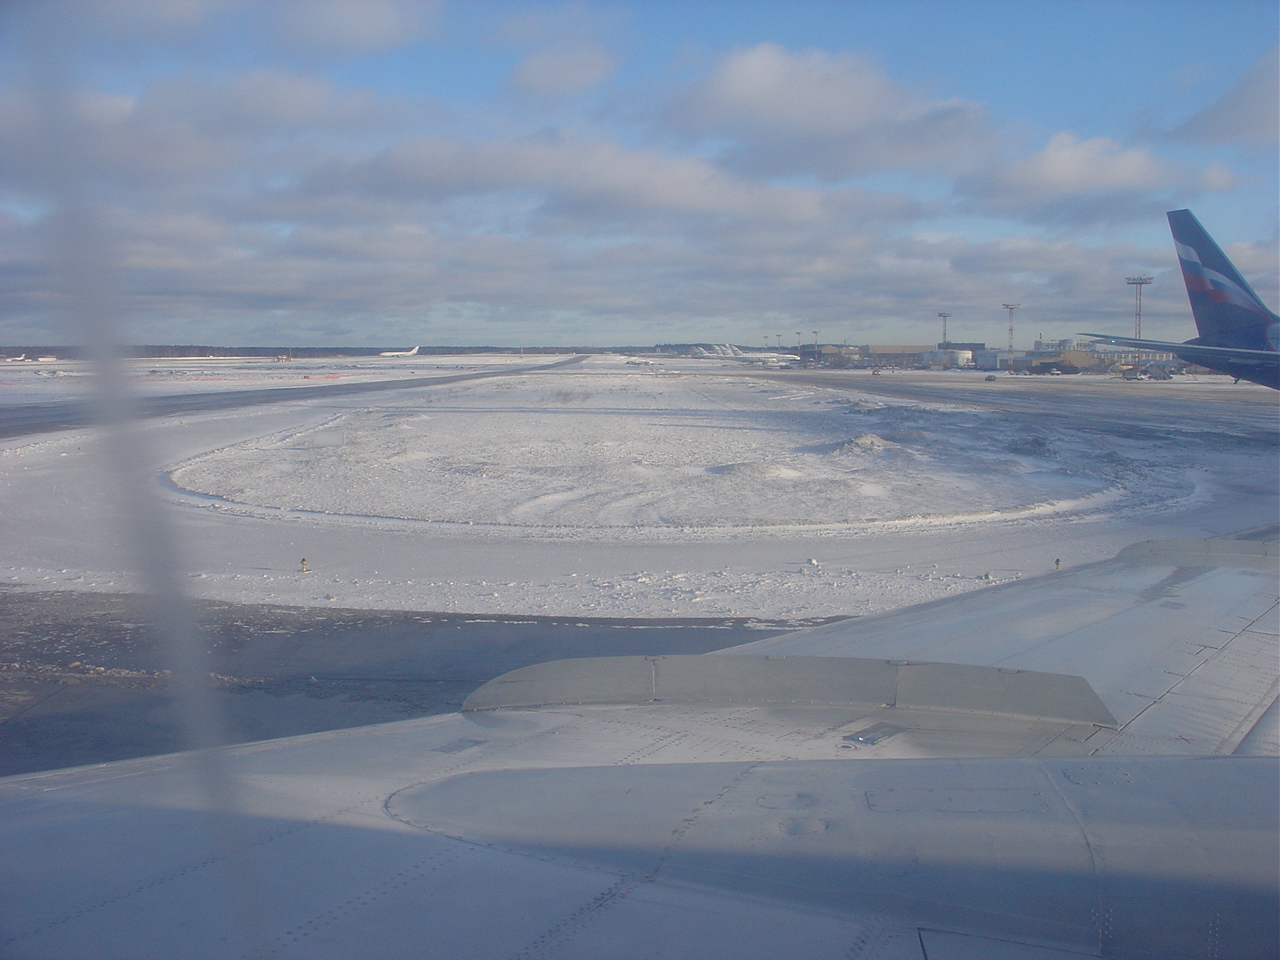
0, 355, 583, 439
744, 367, 1280, 432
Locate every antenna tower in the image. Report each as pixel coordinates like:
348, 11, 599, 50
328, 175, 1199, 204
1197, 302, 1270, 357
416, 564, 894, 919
1002, 304, 1020, 370
1126, 276, 1153, 339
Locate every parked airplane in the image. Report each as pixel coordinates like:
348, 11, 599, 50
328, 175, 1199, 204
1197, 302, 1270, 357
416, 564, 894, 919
692, 344, 801, 363
378, 345, 420, 357
1085, 209, 1280, 389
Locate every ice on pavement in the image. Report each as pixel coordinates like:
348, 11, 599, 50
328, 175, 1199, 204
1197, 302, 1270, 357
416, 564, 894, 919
1, 356, 1274, 622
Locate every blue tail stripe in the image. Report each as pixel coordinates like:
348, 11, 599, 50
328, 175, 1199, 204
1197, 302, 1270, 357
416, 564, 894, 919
1166, 209, 1279, 348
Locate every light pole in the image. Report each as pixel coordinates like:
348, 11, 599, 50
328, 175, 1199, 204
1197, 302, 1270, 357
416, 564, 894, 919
1126, 276, 1152, 340
1002, 304, 1020, 370
813, 331, 819, 365
938, 312, 951, 348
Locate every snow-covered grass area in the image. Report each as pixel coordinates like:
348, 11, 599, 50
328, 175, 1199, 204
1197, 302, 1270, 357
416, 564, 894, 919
171, 373, 1125, 530
1, 356, 1275, 622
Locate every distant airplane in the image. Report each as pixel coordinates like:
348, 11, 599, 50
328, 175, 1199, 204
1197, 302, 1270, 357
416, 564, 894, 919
692, 344, 800, 364
2, 353, 25, 362
1085, 209, 1279, 389
378, 345, 420, 357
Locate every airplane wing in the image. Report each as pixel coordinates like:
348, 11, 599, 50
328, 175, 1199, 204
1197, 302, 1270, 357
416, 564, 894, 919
1, 537, 1276, 959
1082, 331, 1280, 386
728, 536, 1279, 758
1081, 332, 1280, 364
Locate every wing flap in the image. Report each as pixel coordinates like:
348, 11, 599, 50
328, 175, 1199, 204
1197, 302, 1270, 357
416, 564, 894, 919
463, 654, 1117, 728
723, 540, 1280, 756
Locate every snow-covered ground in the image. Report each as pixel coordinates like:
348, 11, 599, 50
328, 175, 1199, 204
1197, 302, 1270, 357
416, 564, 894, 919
1, 356, 1275, 622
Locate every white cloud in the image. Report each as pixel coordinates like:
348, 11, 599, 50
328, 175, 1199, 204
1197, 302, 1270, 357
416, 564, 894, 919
0, 66, 403, 205
496, 5, 626, 98
308, 135, 857, 225
508, 45, 619, 96
73, 0, 245, 39
1174, 46, 1279, 145
0, 86, 234, 195
984, 132, 1172, 196
1196, 160, 1237, 193
150, 70, 382, 133
682, 43, 902, 134
495, 3, 627, 46
2, 9, 1269, 347
277, 0, 434, 55
957, 132, 1235, 226
666, 43, 993, 179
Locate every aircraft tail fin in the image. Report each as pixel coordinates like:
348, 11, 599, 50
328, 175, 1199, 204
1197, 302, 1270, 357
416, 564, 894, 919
1167, 209, 1278, 348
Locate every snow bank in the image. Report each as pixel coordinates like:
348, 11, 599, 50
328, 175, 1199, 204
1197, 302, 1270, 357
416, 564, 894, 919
167, 371, 1134, 533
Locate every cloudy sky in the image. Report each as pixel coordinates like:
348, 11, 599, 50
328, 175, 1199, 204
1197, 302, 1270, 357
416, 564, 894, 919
2, 0, 1276, 348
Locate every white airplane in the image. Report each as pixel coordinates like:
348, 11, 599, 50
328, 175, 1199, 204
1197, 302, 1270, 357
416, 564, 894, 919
2, 353, 25, 362
0, 534, 1274, 958
378, 345, 420, 357
692, 344, 801, 363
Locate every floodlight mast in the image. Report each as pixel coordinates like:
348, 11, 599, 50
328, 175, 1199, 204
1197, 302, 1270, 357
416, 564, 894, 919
1126, 276, 1153, 339
1002, 303, 1020, 370
938, 312, 951, 347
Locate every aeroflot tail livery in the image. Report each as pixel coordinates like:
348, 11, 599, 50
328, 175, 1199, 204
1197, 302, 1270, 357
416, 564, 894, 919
1086, 209, 1279, 389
